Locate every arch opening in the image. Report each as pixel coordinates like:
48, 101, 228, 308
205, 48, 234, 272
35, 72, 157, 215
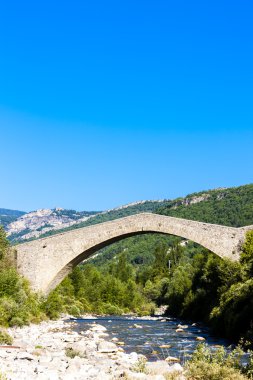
45, 230, 216, 294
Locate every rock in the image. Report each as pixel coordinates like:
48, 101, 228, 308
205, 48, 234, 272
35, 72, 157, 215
97, 341, 118, 353
159, 344, 171, 349
165, 356, 180, 363
196, 336, 205, 341
98, 332, 109, 338
0, 317, 177, 380
146, 360, 171, 375
16, 351, 36, 361
117, 341, 125, 346
0, 351, 8, 359
167, 363, 183, 373
122, 371, 147, 380
66, 341, 87, 356
90, 324, 107, 332
43, 369, 59, 380
175, 328, 184, 332
39, 355, 53, 364
177, 324, 188, 329
133, 324, 143, 328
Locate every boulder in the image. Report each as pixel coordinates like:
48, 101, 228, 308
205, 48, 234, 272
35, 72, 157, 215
165, 356, 180, 363
146, 360, 171, 375
66, 341, 87, 356
196, 336, 205, 341
90, 324, 107, 332
16, 351, 36, 361
97, 341, 118, 353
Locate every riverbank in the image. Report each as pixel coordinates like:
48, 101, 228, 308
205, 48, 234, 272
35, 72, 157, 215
0, 316, 184, 380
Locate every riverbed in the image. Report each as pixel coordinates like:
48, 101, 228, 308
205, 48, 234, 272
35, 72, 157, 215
72, 315, 230, 362
0, 315, 233, 380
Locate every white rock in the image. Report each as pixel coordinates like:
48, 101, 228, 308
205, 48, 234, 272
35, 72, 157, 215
90, 324, 107, 332
165, 356, 180, 363
123, 372, 147, 380
16, 351, 36, 361
167, 363, 183, 373
196, 336, 205, 341
97, 341, 117, 353
146, 360, 171, 375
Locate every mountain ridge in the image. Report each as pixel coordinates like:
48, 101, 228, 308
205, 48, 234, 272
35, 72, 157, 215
2, 183, 253, 243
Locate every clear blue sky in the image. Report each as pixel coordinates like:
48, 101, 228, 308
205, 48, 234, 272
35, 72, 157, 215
0, 0, 252, 211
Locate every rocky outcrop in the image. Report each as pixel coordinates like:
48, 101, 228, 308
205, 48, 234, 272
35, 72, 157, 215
6, 209, 98, 242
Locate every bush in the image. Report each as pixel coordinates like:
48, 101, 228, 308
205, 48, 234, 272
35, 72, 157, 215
210, 279, 253, 342
9, 316, 26, 327
185, 360, 248, 380
65, 347, 84, 358
42, 292, 64, 319
184, 344, 249, 380
0, 329, 13, 345
101, 303, 124, 315
67, 305, 81, 316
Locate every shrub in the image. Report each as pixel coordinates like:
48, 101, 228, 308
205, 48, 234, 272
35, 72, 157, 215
184, 344, 249, 380
65, 347, 84, 358
185, 360, 248, 380
210, 279, 253, 342
0, 329, 13, 345
9, 316, 26, 327
102, 303, 124, 315
67, 305, 81, 316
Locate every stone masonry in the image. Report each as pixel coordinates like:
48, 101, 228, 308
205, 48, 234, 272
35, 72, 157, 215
15, 213, 253, 294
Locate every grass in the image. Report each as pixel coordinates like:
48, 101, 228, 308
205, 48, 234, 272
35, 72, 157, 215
65, 347, 85, 359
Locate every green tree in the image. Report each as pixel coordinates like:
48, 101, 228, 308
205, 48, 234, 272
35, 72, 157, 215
240, 230, 253, 277
0, 226, 9, 260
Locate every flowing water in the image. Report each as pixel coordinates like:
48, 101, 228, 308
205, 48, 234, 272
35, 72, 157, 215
72, 316, 230, 362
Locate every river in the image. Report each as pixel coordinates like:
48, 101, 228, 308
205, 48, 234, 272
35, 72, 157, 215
72, 315, 230, 363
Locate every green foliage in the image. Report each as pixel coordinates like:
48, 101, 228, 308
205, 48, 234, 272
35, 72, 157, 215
131, 357, 147, 373
186, 360, 247, 380
0, 226, 44, 327
44, 254, 155, 317
0, 329, 13, 345
157, 184, 253, 227
0, 226, 9, 260
65, 347, 85, 358
210, 279, 253, 342
241, 230, 253, 277
185, 343, 249, 380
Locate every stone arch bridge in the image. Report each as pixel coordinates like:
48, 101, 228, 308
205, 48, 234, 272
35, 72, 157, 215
15, 213, 253, 294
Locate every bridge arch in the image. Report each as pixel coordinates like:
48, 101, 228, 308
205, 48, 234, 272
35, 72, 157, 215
16, 213, 249, 294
